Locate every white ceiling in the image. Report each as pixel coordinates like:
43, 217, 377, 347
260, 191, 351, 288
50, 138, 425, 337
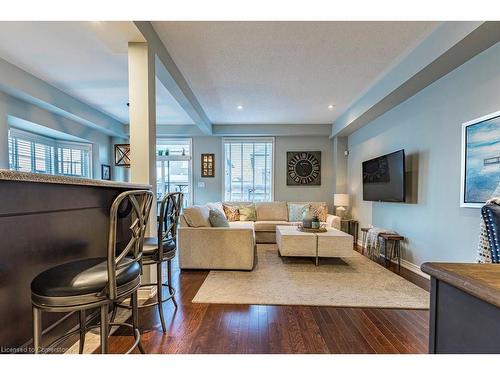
153, 21, 440, 124
0, 21, 194, 125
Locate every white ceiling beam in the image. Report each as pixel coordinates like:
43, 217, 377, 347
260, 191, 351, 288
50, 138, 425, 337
134, 21, 212, 135
331, 21, 500, 138
0, 57, 126, 137
154, 123, 332, 137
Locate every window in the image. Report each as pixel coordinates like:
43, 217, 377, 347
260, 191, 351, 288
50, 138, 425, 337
156, 138, 192, 207
8, 128, 92, 178
56, 143, 92, 178
223, 138, 274, 202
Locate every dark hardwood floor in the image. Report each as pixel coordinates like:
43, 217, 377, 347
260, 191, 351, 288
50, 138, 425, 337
105, 247, 430, 354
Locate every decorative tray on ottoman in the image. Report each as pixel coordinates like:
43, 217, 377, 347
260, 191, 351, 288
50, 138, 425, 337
297, 224, 327, 233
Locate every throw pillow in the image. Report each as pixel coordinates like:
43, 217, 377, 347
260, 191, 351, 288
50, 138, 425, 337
288, 203, 310, 222
223, 204, 240, 222
312, 203, 328, 222
209, 209, 230, 227
206, 202, 226, 218
238, 204, 257, 221
183, 205, 211, 227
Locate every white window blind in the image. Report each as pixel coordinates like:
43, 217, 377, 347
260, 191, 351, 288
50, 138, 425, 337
223, 138, 274, 202
57, 142, 92, 178
8, 128, 92, 178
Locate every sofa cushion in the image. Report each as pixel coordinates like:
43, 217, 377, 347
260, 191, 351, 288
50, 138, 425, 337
255, 202, 288, 221
312, 203, 328, 222
287, 203, 310, 222
254, 221, 293, 232
209, 209, 230, 227
238, 203, 257, 221
183, 205, 211, 227
206, 202, 226, 218
229, 220, 255, 230
288, 202, 328, 222
222, 204, 240, 221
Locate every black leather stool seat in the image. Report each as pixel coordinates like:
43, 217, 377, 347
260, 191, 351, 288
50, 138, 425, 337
143, 237, 176, 256
31, 257, 140, 297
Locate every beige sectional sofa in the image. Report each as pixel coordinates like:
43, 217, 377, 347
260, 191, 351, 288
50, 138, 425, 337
177, 201, 341, 271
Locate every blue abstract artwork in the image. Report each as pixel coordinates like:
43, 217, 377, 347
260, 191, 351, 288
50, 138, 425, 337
464, 114, 500, 205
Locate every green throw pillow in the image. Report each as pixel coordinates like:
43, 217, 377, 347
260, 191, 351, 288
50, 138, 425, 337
238, 204, 257, 221
209, 209, 230, 227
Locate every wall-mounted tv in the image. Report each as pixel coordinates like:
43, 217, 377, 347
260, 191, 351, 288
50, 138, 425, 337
362, 149, 405, 202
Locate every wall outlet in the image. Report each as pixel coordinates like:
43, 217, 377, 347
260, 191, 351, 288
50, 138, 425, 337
198, 181, 205, 188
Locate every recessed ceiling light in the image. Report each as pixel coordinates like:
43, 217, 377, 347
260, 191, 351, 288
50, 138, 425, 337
237, 105, 244, 110
328, 104, 334, 109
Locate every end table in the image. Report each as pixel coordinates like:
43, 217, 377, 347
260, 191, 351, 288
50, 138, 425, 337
340, 219, 359, 247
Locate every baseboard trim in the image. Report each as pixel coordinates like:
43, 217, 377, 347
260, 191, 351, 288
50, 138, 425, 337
356, 239, 430, 280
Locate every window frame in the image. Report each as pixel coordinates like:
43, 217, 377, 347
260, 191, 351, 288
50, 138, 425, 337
8, 127, 93, 179
156, 137, 193, 207
56, 140, 93, 178
222, 137, 275, 202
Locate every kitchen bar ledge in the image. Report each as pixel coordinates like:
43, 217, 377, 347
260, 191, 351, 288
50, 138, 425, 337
0, 172, 151, 349
421, 262, 500, 353
0, 169, 150, 190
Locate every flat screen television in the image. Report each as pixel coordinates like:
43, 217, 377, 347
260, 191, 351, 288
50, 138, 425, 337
362, 149, 405, 202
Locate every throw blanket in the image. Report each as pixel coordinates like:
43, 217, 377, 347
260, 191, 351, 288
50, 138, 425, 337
365, 227, 396, 260
477, 197, 500, 263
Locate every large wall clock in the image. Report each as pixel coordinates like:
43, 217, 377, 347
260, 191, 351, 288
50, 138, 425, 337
287, 151, 321, 185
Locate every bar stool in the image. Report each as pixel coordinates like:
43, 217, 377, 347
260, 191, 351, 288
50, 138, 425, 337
112, 192, 183, 332
30, 190, 154, 354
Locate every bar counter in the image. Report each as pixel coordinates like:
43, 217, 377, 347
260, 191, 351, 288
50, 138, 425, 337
0, 170, 150, 349
421, 262, 500, 353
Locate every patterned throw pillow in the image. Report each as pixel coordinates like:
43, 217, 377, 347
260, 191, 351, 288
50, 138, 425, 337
206, 202, 226, 218
312, 203, 328, 222
238, 204, 257, 221
223, 204, 240, 222
209, 209, 230, 227
288, 203, 310, 222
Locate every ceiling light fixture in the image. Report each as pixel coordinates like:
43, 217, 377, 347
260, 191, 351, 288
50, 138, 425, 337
237, 105, 244, 110
328, 104, 334, 110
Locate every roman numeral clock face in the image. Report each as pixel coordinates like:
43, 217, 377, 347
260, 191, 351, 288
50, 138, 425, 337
287, 152, 321, 185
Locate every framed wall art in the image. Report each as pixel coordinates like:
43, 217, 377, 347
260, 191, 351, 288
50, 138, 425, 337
101, 164, 111, 180
114, 144, 130, 167
286, 151, 321, 186
201, 153, 215, 177
461, 110, 500, 208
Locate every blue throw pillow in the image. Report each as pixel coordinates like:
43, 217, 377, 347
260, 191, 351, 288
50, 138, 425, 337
209, 208, 230, 227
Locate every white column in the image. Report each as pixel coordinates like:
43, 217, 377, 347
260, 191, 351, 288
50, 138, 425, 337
128, 42, 157, 230
0, 94, 8, 169
128, 42, 157, 296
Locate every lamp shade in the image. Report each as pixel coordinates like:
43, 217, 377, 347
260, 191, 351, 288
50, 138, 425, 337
334, 193, 350, 207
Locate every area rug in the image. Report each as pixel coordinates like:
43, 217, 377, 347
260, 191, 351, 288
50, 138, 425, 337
192, 245, 429, 309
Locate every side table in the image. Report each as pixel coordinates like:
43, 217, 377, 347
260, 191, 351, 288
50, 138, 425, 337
340, 219, 359, 248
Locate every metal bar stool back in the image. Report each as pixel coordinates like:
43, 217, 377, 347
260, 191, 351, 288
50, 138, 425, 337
31, 189, 154, 354
113, 192, 183, 333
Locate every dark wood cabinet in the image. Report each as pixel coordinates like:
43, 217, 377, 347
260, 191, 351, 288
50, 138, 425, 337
422, 263, 500, 354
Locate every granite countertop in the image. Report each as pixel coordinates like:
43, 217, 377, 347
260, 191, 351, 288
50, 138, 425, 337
421, 262, 500, 308
0, 169, 151, 190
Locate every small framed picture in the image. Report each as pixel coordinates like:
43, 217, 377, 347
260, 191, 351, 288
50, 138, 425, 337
201, 153, 215, 177
114, 144, 130, 167
101, 164, 111, 180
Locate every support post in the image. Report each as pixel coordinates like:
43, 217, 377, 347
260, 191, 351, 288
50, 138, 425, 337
128, 42, 157, 289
